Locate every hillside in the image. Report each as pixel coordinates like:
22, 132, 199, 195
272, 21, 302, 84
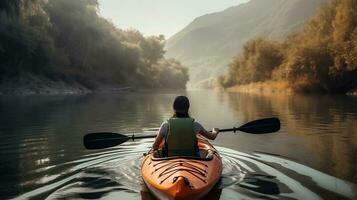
0, 0, 188, 95
165, 0, 322, 86
219, 0, 357, 94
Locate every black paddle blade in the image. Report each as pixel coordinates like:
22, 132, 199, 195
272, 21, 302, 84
237, 117, 280, 134
83, 132, 129, 150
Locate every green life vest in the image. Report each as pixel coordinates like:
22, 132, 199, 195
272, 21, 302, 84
165, 117, 197, 156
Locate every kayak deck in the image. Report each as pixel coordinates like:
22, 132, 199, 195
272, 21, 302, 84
141, 139, 222, 200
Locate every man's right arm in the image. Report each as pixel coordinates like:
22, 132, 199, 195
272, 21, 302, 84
152, 122, 168, 150
199, 129, 219, 140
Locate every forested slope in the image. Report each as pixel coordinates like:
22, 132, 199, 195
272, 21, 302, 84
219, 0, 357, 94
0, 0, 188, 94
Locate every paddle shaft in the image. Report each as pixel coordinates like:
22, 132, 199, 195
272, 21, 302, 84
84, 118, 280, 149
130, 134, 157, 140
89, 134, 156, 142
218, 128, 237, 132
145, 118, 279, 134
219, 121, 280, 133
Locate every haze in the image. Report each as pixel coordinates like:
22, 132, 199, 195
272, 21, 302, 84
98, 0, 249, 38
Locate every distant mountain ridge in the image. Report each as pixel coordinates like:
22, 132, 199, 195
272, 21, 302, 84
165, 0, 322, 86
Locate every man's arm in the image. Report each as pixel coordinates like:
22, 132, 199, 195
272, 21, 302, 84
152, 133, 164, 150
198, 128, 219, 140
152, 122, 168, 150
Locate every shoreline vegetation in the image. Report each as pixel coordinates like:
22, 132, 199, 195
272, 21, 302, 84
0, 0, 188, 95
224, 81, 292, 95
220, 81, 357, 96
218, 0, 357, 95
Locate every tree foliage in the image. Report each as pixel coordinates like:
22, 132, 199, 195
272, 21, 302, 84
0, 0, 188, 89
220, 39, 284, 87
219, 0, 357, 93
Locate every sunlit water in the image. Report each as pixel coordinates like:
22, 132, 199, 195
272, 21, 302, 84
0, 90, 356, 199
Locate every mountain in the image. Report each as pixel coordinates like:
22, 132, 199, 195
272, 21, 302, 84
165, 0, 323, 86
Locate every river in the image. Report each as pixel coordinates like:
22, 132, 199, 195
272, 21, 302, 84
1, 90, 356, 199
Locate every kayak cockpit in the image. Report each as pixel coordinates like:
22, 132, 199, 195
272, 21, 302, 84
151, 148, 215, 161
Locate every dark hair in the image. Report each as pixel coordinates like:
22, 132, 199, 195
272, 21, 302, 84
172, 96, 190, 118
172, 112, 190, 118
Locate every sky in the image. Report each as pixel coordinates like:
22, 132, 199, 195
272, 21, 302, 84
98, 0, 249, 39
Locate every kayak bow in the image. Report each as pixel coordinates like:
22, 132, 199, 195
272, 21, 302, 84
141, 139, 222, 200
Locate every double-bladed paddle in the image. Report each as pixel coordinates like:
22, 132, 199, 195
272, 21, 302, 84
83, 117, 280, 150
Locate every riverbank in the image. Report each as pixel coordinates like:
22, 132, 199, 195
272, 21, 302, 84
223, 81, 357, 95
0, 74, 132, 95
224, 81, 292, 95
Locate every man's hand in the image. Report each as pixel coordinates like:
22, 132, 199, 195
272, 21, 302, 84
212, 128, 220, 139
212, 128, 220, 134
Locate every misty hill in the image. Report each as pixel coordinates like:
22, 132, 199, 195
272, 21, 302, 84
165, 0, 322, 86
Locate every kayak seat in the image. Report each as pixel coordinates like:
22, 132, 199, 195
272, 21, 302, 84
151, 149, 214, 161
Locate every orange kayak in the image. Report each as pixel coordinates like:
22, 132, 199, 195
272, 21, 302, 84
141, 138, 222, 200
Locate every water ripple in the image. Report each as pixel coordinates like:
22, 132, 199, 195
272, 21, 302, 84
11, 140, 357, 200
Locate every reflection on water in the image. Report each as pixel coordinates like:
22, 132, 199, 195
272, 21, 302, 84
220, 92, 357, 182
0, 90, 356, 199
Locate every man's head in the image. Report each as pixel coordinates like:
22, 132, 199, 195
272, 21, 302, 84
173, 96, 190, 114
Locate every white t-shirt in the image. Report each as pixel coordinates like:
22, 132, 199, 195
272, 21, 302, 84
158, 120, 205, 138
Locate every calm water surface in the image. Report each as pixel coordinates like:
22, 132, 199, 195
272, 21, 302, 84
0, 90, 356, 199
